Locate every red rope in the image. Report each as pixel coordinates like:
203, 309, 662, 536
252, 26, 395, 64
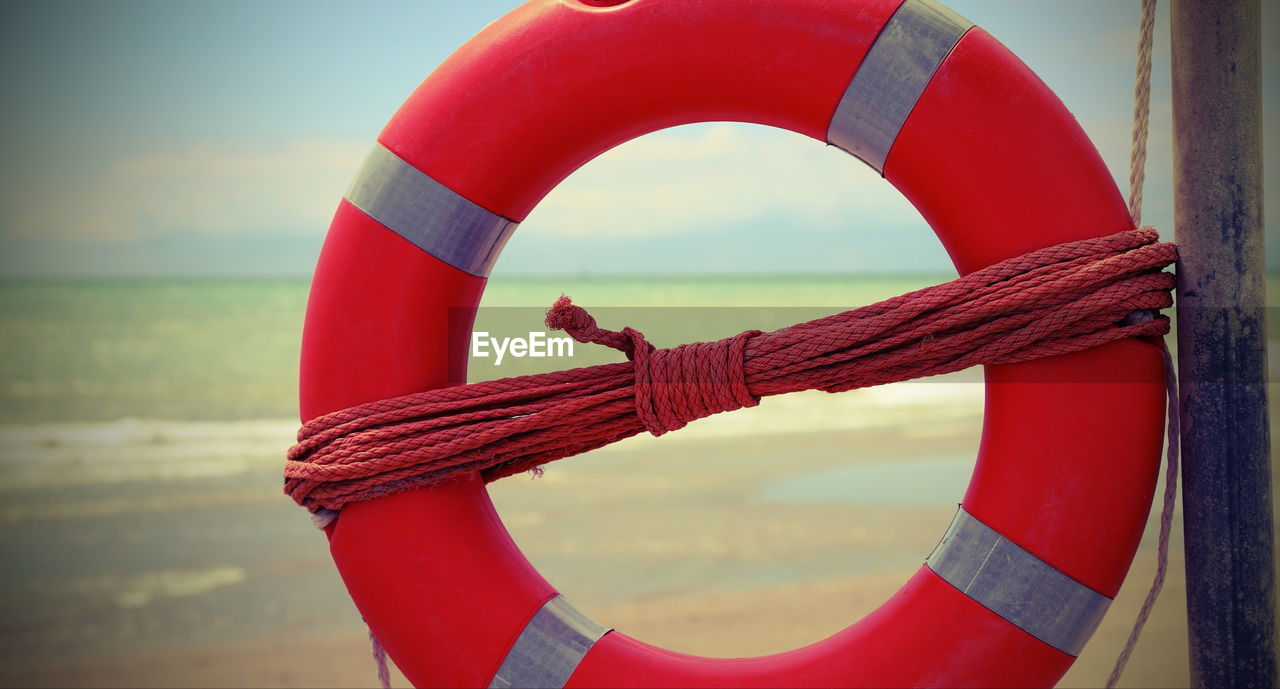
285, 229, 1176, 512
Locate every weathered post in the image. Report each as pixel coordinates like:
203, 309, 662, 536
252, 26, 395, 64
1171, 1, 1275, 687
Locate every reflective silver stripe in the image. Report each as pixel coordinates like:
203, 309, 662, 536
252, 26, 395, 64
344, 144, 518, 277
926, 508, 1112, 656
488, 595, 610, 689
827, 0, 972, 173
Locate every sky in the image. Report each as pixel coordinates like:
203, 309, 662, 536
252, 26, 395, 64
0, 0, 1275, 278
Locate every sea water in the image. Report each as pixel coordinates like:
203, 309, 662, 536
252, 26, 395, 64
0, 274, 950, 424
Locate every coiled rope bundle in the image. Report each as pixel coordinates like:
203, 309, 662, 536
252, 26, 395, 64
286, 228, 1174, 513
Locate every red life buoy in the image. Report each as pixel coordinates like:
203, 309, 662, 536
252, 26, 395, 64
300, 0, 1167, 686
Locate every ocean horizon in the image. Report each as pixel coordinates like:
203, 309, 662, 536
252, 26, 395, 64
0, 273, 963, 425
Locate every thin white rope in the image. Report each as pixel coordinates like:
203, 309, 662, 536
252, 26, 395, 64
370, 628, 393, 689
310, 508, 339, 529
1128, 0, 1157, 226
308, 512, 391, 686
1106, 1, 1175, 686
1107, 344, 1180, 687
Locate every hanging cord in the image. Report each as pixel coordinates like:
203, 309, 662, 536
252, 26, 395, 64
1128, 0, 1157, 226
1107, 0, 1174, 686
308, 508, 392, 688
370, 629, 392, 689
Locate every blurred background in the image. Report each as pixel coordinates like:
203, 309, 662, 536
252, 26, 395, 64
1, 1, 1277, 686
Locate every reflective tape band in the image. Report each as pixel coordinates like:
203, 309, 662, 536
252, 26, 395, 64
926, 508, 1112, 656
488, 595, 610, 689
344, 144, 518, 277
827, 0, 972, 173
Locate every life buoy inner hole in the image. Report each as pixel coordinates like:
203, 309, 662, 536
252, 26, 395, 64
478, 122, 983, 656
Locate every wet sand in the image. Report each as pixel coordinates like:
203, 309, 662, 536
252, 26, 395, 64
0, 387, 1212, 687
0, 557, 1191, 689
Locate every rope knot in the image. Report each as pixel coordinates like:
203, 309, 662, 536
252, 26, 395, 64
547, 297, 762, 436
633, 329, 763, 436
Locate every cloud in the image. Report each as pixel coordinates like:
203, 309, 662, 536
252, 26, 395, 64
5, 138, 369, 242
521, 123, 929, 241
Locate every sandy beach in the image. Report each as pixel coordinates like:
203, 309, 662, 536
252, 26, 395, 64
0, 383, 1209, 688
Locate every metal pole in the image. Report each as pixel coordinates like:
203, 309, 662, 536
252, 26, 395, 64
1171, 1, 1275, 687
